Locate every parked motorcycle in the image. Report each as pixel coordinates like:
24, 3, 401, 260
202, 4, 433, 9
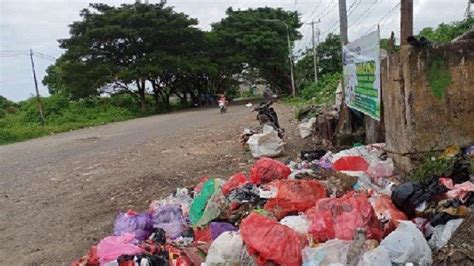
253, 101, 284, 138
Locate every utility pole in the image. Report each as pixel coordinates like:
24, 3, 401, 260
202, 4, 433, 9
338, 0, 349, 45
307, 20, 320, 84
29, 49, 45, 127
401, 0, 413, 45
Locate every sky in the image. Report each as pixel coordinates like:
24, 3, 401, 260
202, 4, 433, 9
0, 0, 468, 102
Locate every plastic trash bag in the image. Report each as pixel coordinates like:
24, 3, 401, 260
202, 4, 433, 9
209, 222, 237, 240
97, 233, 143, 264
429, 218, 464, 250
369, 193, 408, 236
297, 117, 316, 139
332, 156, 369, 171
150, 188, 193, 216
309, 192, 383, 242
240, 213, 306, 266
357, 246, 391, 266
264, 179, 326, 219
189, 179, 216, 225
249, 157, 291, 184
205, 231, 255, 265
222, 173, 248, 196
113, 210, 153, 241
302, 239, 351, 266
194, 180, 226, 227
331, 143, 385, 165
380, 221, 432, 265
440, 177, 474, 203
247, 125, 285, 158
280, 214, 311, 235
151, 204, 187, 239
367, 158, 394, 178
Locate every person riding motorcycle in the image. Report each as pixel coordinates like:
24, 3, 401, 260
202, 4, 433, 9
218, 95, 228, 113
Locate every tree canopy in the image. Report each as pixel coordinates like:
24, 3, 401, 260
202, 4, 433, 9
43, 3, 302, 111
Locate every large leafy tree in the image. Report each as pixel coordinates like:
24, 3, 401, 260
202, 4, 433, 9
295, 33, 342, 88
44, 2, 200, 111
211, 7, 302, 94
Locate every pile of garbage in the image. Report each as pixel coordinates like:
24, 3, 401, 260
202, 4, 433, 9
73, 144, 473, 266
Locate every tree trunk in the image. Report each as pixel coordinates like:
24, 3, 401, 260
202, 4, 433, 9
136, 79, 146, 112
160, 92, 170, 110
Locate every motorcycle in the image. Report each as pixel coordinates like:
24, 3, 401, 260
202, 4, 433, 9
253, 101, 284, 138
218, 100, 227, 114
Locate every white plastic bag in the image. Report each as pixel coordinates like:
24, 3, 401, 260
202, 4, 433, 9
297, 117, 316, 139
280, 214, 310, 235
380, 221, 432, 265
204, 231, 255, 265
247, 125, 284, 158
428, 218, 463, 250
302, 239, 351, 266
367, 158, 395, 178
358, 246, 391, 266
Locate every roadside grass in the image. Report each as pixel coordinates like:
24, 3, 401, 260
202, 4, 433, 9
0, 94, 186, 145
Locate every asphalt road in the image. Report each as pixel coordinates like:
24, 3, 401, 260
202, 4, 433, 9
0, 105, 266, 265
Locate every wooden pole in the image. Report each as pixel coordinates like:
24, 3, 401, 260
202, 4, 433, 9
29, 49, 45, 126
401, 0, 413, 45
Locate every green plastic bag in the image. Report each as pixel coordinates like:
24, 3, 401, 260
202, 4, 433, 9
190, 179, 216, 225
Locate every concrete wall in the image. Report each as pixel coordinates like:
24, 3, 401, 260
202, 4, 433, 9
383, 40, 474, 172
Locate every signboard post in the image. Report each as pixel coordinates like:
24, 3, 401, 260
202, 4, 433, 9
343, 30, 381, 121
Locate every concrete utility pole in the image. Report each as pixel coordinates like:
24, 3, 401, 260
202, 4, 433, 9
263, 19, 297, 98
29, 49, 45, 127
307, 20, 321, 83
338, 0, 349, 45
401, 0, 413, 45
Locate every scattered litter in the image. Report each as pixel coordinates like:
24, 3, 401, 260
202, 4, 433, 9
247, 125, 285, 158
297, 117, 316, 139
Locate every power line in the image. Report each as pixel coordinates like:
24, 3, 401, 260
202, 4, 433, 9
349, 0, 384, 27
365, 2, 400, 34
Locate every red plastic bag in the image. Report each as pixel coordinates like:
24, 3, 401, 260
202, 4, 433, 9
332, 156, 369, 171
193, 226, 212, 243
222, 173, 248, 196
240, 213, 306, 266
72, 246, 99, 266
370, 194, 408, 236
264, 179, 326, 219
309, 192, 383, 242
249, 158, 291, 184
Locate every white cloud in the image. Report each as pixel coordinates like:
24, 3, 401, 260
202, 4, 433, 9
0, 0, 467, 101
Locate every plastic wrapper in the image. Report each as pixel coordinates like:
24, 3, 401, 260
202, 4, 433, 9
97, 233, 143, 264
380, 221, 432, 265
330, 143, 385, 165
247, 125, 285, 158
249, 157, 291, 184
263, 179, 326, 219
440, 177, 474, 202
222, 173, 248, 196
280, 214, 311, 235
309, 192, 383, 242
428, 218, 464, 250
194, 181, 226, 227
205, 231, 255, 265
369, 193, 408, 236
150, 188, 192, 216
240, 213, 306, 266
367, 158, 394, 178
302, 239, 351, 266
113, 210, 153, 241
357, 246, 391, 266
151, 204, 187, 239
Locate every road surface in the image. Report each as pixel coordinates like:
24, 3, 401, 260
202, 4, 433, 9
0, 103, 302, 265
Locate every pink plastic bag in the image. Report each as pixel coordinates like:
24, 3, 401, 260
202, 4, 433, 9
440, 177, 474, 202
97, 233, 143, 264
249, 158, 291, 184
309, 192, 383, 242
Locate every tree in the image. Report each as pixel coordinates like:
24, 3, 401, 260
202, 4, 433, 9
211, 7, 302, 94
419, 18, 474, 44
295, 33, 342, 88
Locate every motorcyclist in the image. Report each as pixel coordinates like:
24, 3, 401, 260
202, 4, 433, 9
218, 95, 228, 113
